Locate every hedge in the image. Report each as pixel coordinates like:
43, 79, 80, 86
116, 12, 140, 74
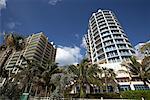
67, 90, 150, 99
121, 90, 150, 99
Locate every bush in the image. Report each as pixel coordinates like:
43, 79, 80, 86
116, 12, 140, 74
121, 90, 150, 99
86, 93, 121, 99
68, 93, 121, 99
67, 90, 150, 99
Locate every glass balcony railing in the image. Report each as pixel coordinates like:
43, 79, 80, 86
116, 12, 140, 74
105, 47, 116, 52
120, 52, 130, 56
115, 41, 124, 44
102, 33, 110, 37
118, 46, 127, 49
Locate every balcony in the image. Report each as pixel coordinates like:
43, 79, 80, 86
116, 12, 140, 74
104, 42, 114, 47
103, 36, 112, 41
98, 21, 106, 26
102, 33, 111, 37
105, 47, 116, 52
108, 23, 116, 26
118, 46, 127, 49
120, 52, 131, 56
108, 58, 120, 63
113, 35, 122, 38
115, 41, 125, 44
95, 40, 101, 45
107, 54, 118, 58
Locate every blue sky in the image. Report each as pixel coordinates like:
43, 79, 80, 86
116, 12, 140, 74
0, 0, 150, 65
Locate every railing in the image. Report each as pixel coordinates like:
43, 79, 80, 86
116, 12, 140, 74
29, 97, 133, 100
29, 97, 70, 100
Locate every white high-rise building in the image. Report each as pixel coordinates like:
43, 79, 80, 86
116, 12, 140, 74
84, 9, 150, 91
84, 9, 135, 64
134, 40, 150, 58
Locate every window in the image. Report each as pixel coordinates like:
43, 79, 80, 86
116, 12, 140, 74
134, 85, 150, 90
119, 85, 131, 91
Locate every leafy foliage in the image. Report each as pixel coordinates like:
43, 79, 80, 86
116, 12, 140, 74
66, 59, 118, 98
121, 90, 150, 99
120, 56, 150, 85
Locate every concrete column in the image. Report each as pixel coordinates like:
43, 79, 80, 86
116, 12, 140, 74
130, 83, 135, 90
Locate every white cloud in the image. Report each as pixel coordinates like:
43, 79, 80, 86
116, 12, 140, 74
80, 37, 86, 48
7, 22, 21, 29
0, 0, 7, 10
75, 34, 79, 39
7, 22, 15, 29
56, 46, 83, 66
48, 0, 62, 5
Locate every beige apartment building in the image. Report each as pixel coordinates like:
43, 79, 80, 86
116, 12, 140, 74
0, 32, 57, 87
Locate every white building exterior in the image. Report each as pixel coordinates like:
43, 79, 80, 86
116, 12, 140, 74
100, 62, 150, 91
84, 9, 150, 91
84, 9, 135, 65
134, 40, 150, 58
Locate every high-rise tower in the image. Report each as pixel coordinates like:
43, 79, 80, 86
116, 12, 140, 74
85, 9, 135, 64
0, 32, 57, 87
1, 32, 57, 74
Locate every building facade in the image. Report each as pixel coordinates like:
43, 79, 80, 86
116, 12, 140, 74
84, 9, 135, 65
84, 9, 150, 91
134, 40, 150, 58
0, 32, 57, 87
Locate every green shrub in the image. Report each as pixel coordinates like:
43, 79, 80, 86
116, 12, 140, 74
86, 93, 121, 99
121, 90, 150, 100
68, 93, 121, 99
67, 90, 150, 99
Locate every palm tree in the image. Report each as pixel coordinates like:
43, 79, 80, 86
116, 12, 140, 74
0, 59, 42, 100
120, 56, 150, 86
67, 59, 102, 98
101, 67, 118, 93
0, 33, 24, 77
0, 79, 23, 100
140, 42, 150, 56
0, 56, 43, 99
50, 73, 65, 99
18, 56, 44, 96
9, 57, 62, 98
49, 68, 75, 99
40, 61, 63, 97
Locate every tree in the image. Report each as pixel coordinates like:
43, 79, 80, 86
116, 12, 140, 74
101, 67, 118, 93
67, 59, 102, 98
0, 80, 23, 100
140, 42, 150, 56
120, 56, 150, 86
0, 33, 24, 77
0, 55, 44, 99
49, 68, 75, 99
40, 61, 63, 97
1, 55, 63, 99
18, 56, 45, 97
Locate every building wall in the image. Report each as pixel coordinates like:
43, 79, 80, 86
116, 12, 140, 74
4, 32, 57, 74
134, 40, 150, 58
84, 10, 150, 91
85, 9, 135, 64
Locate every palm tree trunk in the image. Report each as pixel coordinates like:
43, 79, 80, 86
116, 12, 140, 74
105, 78, 108, 93
100, 86, 103, 93
45, 86, 48, 97
35, 87, 38, 97
29, 83, 33, 94
24, 84, 28, 93
80, 83, 85, 98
